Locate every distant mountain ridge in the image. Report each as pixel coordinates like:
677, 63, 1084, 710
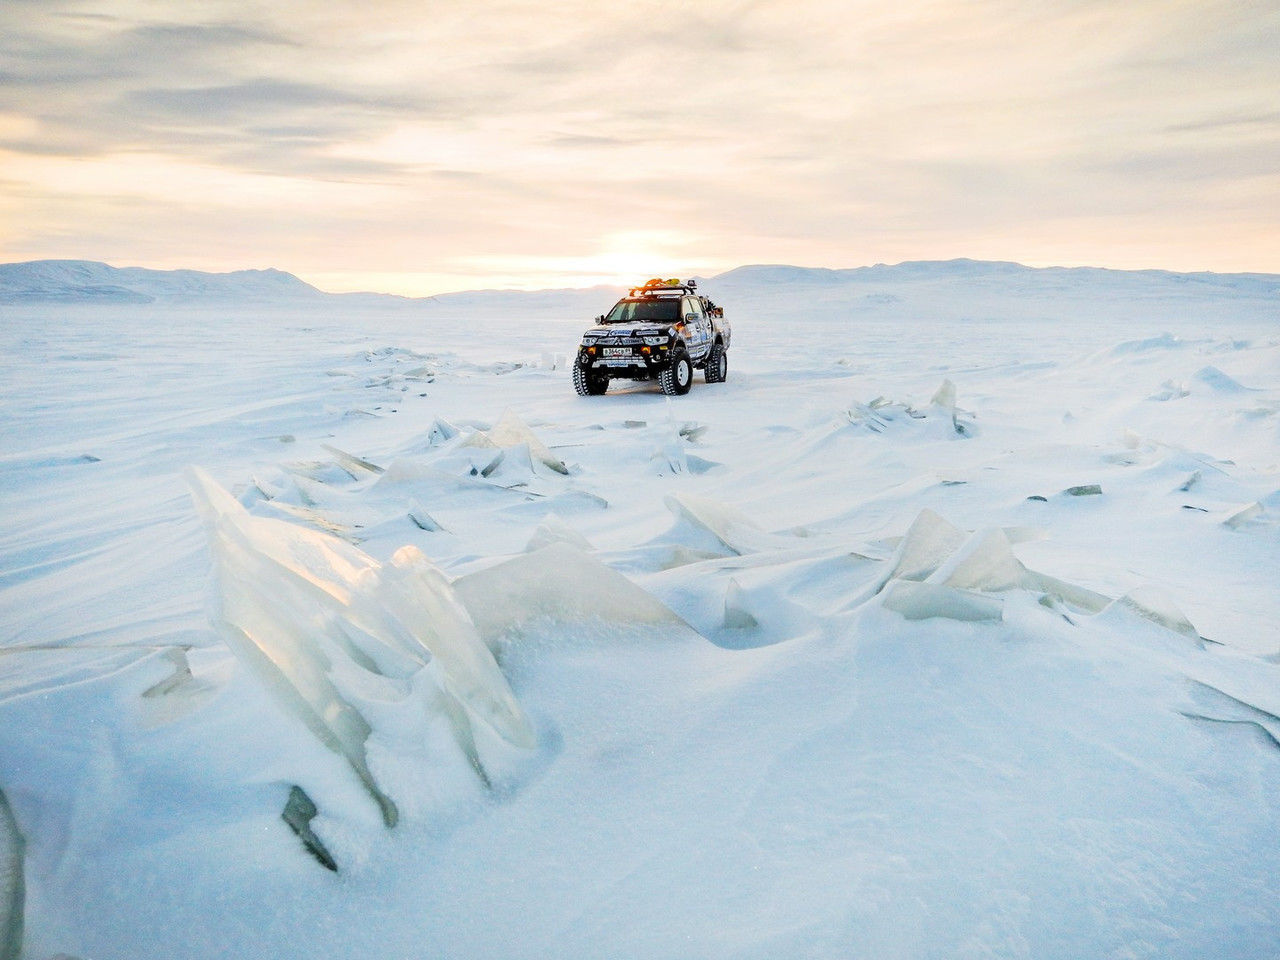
2, 257, 1277, 307
710, 259, 1280, 290
0, 259, 327, 304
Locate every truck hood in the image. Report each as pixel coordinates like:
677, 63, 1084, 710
585, 323, 671, 338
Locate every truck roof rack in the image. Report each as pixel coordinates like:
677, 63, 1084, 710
629, 277, 697, 297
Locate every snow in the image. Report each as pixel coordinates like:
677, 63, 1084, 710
0, 788, 22, 960
1, 260, 1279, 958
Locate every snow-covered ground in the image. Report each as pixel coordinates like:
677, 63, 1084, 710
1, 261, 1278, 959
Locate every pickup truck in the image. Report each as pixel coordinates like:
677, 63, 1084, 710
573, 279, 731, 396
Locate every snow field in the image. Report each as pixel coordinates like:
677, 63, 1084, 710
1, 266, 1278, 958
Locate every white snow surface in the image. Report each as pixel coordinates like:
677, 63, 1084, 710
1, 261, 1279, 959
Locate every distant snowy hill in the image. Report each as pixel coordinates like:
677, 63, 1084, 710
0, 259, 328, 304
708, 259, 1280, 292
694, 260, 1280, 325
5, 256, 1274, 308
4, 258, 1278, 314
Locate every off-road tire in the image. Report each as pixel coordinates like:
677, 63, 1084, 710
573, 364, 608, 396
660, 353, 693, 396
705, 343, 727, 383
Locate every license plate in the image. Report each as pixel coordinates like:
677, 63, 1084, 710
603, 347, 632, 357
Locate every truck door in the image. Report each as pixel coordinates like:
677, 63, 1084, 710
682, 296, 711, 358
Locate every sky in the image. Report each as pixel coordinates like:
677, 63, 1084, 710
1, 0, 1277, 296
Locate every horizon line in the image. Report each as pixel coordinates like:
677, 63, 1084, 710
3, 255, 1279, 301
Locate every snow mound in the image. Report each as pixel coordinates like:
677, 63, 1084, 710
453, 542, 682, 643
187, 468, 534, 826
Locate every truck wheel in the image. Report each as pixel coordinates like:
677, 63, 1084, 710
660, 354, 693, 396
705, 343, 727, 383
573, 364, 608, 396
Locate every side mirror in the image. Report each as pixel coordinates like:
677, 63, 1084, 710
595, 315, 604, 323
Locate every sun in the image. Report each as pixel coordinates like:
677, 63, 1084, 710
474, 231, 718, 291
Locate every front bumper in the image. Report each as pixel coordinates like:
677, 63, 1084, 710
578, 345, 670, 376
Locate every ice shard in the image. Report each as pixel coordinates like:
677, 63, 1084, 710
321, 444, 385, 478
1193, 365, 1252, 393
1222, 502, 1263, 528
426, 417, 460, 445
362, 546, 536, 750
525, 515, 592, 553
187, 467, 536, 825
1028, 572, 1111, 614
1109, 586, 1201, 641
884, 509, 967, 582
663, 493, 789, 555
408, 503, 445, 531
929, 528, 1033, 593
463, 409, 569, 475
877, 510, 1114, 617
882, 581, 1003, 622
930, 379, 956, 409
723, 579, 760, 630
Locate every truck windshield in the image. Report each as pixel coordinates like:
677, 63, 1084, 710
603, 298, 680, 324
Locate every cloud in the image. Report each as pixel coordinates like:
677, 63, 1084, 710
1, 0, 1278, 288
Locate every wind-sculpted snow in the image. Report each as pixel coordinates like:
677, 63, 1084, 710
186, 468, 535, 826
